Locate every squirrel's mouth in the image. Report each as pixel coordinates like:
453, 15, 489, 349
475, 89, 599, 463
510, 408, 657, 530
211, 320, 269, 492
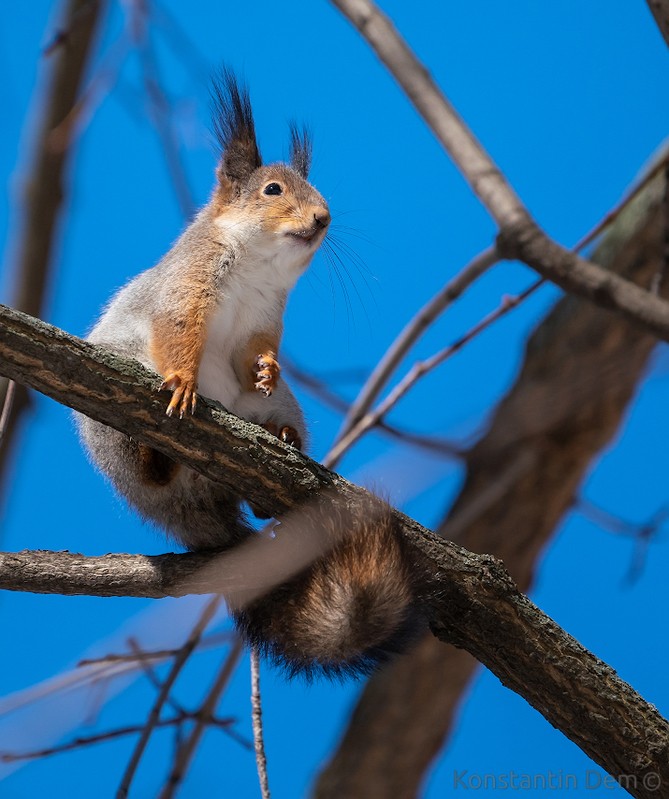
287, 230, 322, 247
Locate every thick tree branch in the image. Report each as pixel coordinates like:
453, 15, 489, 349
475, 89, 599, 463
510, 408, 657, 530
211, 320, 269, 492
329, 0, 669, 343
0, 308, 668, 794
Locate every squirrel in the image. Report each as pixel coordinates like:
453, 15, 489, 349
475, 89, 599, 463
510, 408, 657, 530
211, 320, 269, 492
77, 70, 420, 677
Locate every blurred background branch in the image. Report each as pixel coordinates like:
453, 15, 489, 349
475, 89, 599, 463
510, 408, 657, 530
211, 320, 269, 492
0, 0, 106, 512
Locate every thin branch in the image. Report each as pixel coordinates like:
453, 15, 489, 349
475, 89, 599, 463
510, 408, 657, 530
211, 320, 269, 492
0, 712, 236, 764
77, 632, 234, 668
335, 148, 669, 453
336, 244, 498, 441
576, 498, 668, 585
329, 0, 669, 343
127, 637, 186, 717
116, 596, 222, 799
159, 637, 244, 799
325, 278, 542, 468
251, 646, 271, 799
330, 146, 669, 467
283, 357, 462, 459
574, 150, 669, 253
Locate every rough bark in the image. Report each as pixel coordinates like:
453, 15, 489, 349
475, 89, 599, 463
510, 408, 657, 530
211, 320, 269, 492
314, 156, 669, 796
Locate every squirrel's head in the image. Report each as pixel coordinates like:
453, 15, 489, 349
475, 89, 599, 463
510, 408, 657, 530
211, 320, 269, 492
210, 70, 330, 270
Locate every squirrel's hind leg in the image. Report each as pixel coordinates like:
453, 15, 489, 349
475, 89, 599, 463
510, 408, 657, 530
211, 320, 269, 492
137, 444, 180, 486
76, 413, 250, 551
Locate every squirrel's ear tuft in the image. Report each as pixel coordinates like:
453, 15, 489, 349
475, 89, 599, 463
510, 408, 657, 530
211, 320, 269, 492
210, 67, 262, 187
289, 122, 312, 179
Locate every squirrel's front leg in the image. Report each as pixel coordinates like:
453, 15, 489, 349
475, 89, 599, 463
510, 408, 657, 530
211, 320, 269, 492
150, 296, 214, 418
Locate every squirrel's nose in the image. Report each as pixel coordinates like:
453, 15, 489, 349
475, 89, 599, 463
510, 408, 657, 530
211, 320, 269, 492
313, 208, 331, 230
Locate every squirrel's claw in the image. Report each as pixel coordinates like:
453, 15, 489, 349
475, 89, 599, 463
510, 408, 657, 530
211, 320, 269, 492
160, 372, 197, 418
254, 354, 280, 397
258, 422, 301, 450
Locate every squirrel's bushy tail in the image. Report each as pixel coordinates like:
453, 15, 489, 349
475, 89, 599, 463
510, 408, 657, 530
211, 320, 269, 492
233, 497, 421, 678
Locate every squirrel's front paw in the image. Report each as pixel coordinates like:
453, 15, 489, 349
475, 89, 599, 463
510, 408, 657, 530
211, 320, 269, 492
254, 353, 280, 397
160, 371, 198, 418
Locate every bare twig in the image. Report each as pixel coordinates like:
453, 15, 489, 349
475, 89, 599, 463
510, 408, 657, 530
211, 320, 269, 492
77, 632, 234, 668
335, 148, 669, 454
149, 0, 211, 82
574, 151, 669, 254
576, 498, 668, 584
127, 638, 185, 717
325, 278, 542, 468
284, 357, 462, 459
159, 637, 244, 799
116, 595, 222, 799
336, 245, 498, 441
0, 712, 236, 764
251, 646, 271, 799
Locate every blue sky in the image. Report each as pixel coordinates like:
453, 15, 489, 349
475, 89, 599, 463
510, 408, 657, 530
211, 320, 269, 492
1, 1, 668, 797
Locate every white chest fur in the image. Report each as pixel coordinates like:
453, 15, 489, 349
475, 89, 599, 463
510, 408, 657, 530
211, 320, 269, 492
197, 251, 297, 411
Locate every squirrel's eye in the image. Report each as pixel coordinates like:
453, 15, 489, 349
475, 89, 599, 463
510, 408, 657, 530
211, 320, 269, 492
263, 182, 283, 196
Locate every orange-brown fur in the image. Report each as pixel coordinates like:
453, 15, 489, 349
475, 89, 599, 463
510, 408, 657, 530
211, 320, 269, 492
149, 274, 218, 417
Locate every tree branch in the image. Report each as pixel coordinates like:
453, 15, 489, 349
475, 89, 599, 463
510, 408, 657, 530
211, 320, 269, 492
0, 0, 106, 501
335, 244, 498, 442
647, 0, 669, 48
329, 0, 669, 343
0, 306, 668, 794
